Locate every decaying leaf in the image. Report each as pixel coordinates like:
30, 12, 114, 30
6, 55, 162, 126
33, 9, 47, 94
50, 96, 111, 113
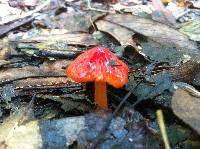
127, 71, 172, 100
103, 14, 198, 52
37, 9, 105, 32
167, 124, 191, 147
11, 30, 98, 58
179, 20, 200, 41
171, 60, 200, 84
0, 66, 62, 82
172, 89, 200, 134
0, 60, 10, 67
38, 59, 70, 73
95, 20, 151, 63
151, 0, 176, 26
0, 38, 11, 60
139, 39, 183, 63
95, 20, 136, 48
20, 33, 98, 46
35, 90, 91, 113
0, 110, 85, 149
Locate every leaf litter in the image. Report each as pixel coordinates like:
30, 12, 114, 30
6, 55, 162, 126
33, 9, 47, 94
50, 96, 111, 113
0, 0, 200, 148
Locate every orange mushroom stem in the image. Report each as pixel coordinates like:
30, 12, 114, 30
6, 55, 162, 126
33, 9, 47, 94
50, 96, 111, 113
95, 82, 107, 109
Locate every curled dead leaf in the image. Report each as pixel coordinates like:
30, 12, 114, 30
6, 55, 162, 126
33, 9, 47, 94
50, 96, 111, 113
172, 89, 200, 134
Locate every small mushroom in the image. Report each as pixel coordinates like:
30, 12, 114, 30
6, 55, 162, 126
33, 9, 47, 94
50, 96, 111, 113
66, 47, 128, 109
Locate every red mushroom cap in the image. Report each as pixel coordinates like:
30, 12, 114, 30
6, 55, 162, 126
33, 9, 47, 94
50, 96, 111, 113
66, 47, 128, 88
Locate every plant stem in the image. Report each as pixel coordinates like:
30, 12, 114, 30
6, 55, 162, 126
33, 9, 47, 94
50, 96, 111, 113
95, 82, 108, 109
156, 110, 171, 149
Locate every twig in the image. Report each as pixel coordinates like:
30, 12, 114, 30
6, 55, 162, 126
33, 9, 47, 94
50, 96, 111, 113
16, 84, 81, 91
0, 0, 51, 25
0, 75, 67, 86
156, 110, 171, 149
88, 81, 142, 149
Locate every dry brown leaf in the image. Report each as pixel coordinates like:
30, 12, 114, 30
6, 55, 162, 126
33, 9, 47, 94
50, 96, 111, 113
151, 0, 176, 26
0, 60, 74, 89
0, 110, 110, 149
21, 33, 98, 46
40, 8, 105, 32
0, 60, 71, 82
0, 60, 10, 66
95, 20, 136, 47
39, 59, 70, 73
172, 89, 200, 134
171, 60, 200, 84
95, 19, 150, 62
104, 14, 198, 51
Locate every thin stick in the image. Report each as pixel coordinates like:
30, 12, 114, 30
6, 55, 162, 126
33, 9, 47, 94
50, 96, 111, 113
0, 75, 67, 86
156, 110, 171, 149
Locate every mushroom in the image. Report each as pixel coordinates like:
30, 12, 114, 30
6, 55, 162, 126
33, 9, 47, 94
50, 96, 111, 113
66, 47, 128, 109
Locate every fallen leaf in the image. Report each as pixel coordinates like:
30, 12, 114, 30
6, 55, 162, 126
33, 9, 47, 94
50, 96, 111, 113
0, 59, 71, 83
0, 111, 85, 149
151, 0, 176, 25
172, 89, 200, 134
171, 60, 200, 84
38, 7, 105, 32
39, 59, 70, 73
179, 20, 200, 41
11, 29, 98, 58
0, 59, 78, 89
95, 20, 136, 47
20, 33, 98, 46
127, 71, 172, 100
0, 110, 110, 148
0, 60, 10, 67
95, 20, 151, 62
103, 14, 198, 52
191, 1, 200, 8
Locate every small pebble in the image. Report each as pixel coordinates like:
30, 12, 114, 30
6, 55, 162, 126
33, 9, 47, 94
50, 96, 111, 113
128, 137, 134, 142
